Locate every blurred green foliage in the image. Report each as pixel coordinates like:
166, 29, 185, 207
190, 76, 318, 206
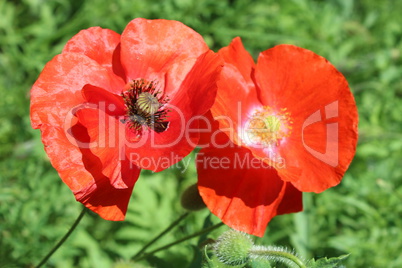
1, 0, 401, 267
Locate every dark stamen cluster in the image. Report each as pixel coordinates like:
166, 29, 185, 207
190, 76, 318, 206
122, 79, 170, 134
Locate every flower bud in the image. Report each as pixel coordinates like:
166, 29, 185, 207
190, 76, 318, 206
180, 184, 206, 211
214, 230, 254, 266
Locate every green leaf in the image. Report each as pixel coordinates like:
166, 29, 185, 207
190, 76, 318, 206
308, 254, 350, 268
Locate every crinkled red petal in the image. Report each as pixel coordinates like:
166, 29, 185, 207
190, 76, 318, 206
120, 18, 209, 90
63, 27, 126, 92
39, 120, 139, 220
30, 53, 119, 129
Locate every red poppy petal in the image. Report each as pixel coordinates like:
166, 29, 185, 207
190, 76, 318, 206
72, 107, 141, 219
31, 53, 118, 129
120, 18, 208, 84
218, 37, 255, 86
73, 107, 139, 190
124, 115, 198, 172
169, 50, 222, 117
255, 45, 358, 193
276, 182, 303, 215
63, 27, 120, 69
39, 121, 139, 220
82, 84, 126, 116
197, 145, 286, 237
82, 184, 136, 221
63, 27, 126, 91
212, 40, 261, 146
197, 110, 231, 148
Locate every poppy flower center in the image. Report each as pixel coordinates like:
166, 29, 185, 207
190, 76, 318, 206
245, 106, 292, 147
137, 92, 160, 115
122, 79, 170, 134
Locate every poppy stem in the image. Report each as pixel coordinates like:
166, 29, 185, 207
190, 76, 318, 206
132, 211, 190, 260
35, 207, 86, 268
133, 222, 224, 261
249, 246, 307, 268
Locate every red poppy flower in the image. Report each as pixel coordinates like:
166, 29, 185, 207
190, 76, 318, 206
197, 37, 358, 236
30, 18, 222, 220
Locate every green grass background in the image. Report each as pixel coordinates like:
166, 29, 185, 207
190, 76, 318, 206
1, 0, 402, 267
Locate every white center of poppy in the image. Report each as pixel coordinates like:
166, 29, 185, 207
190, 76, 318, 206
244, 106, 293, 148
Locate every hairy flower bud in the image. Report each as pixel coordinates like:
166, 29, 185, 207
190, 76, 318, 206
214, 230, 254, 266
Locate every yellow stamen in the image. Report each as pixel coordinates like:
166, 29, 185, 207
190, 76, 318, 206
246, 106, 292, 147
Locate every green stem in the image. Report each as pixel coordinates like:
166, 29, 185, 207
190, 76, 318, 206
134, 222, 224, 261
35, 207, 86, 268
251, 246, 307, 268
132, 212, 190, 259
